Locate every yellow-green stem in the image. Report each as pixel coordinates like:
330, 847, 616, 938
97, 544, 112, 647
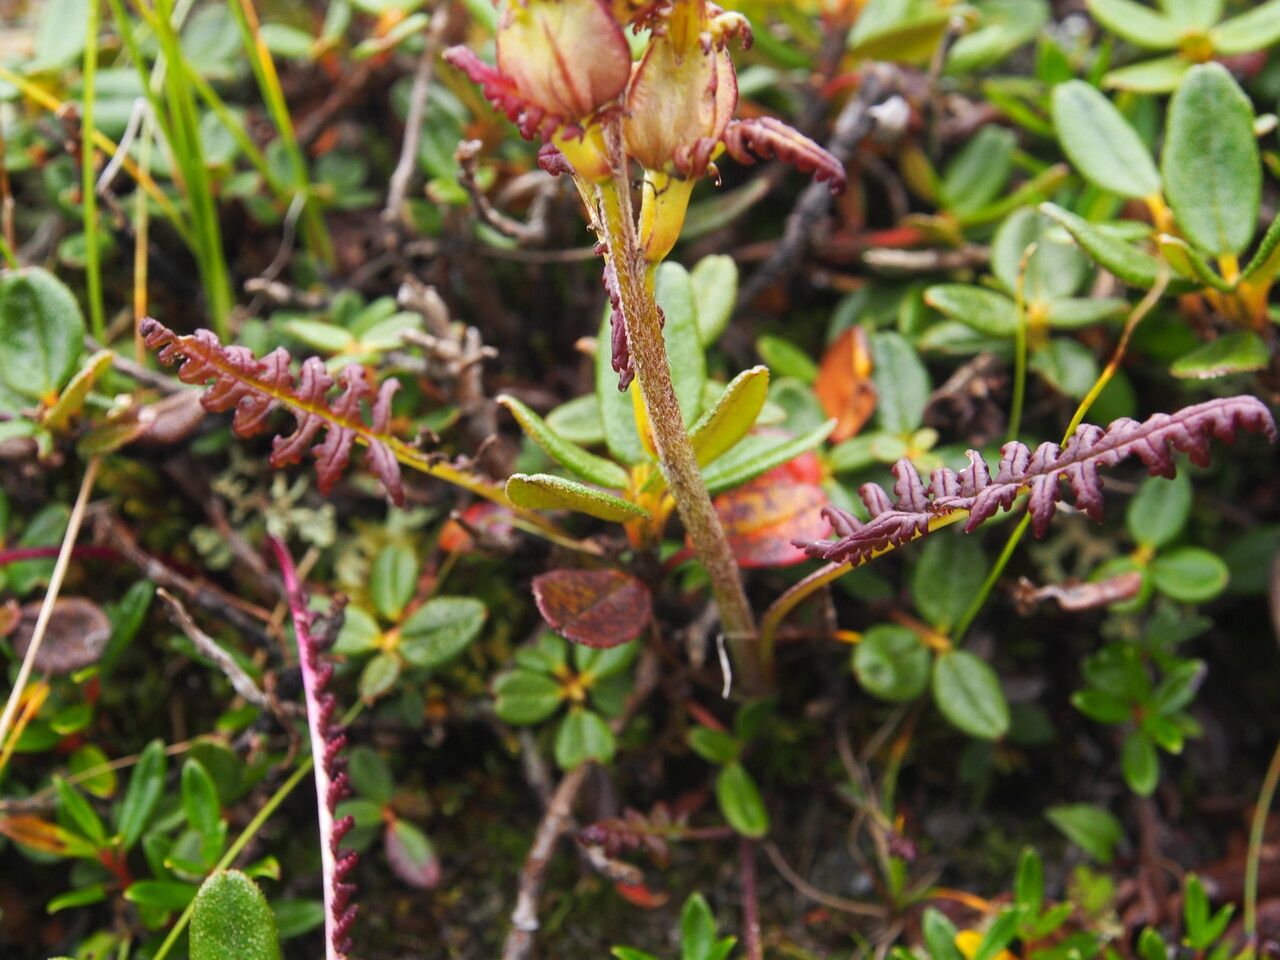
81, 0, 105, 338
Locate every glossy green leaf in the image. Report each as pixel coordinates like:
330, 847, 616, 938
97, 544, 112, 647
398, 597, 486, 668
922, 908, 965, 960
55, 778, 106, 847
853, 625, 931, 702
1150, 546, 1229, 602
1102, 54, 1190, 93
506, 473, 650, 522
1015, 847, 1044, 913
499, 394, 630, 489
925, 285, 1017, 337
688, 726, 741, 765
1085, 0, 1183, 47
493, 669, 565, 725
1031, 338, 1099, 398
871, 332, 930, 433
756, 335, 818, 383
715, 762, 770, 838
42, 349, 114, 432
1039, 203, 1170, 289
1162, 63, 1260, 256
68, 744, 117, 800
554, 708, 615, 768
1126, 471, 1191, 549
680, 892, 718, 960
848, 0, 952, 62
689, 366, 769, 466
181, 759, 222, 838
947, 0, 1047, 74
1211, 0, 1280, 54
190, 870, 282, 960
370, 543, 418, 622
690, 254, 738, 346
1150, 659, 1206, 715
281, 318, 354, 353
1052, 81, 1160, 198
118, 740, 167, 850
1170, 331, 1270, 379
347, 746, 395, 804
932, 651, 1010, 740
0, 267, 86, 402
973, 906, 1026, 960
1243, 210, 1280, 282
334, 605, 382, 655
1160, 0, 1221, 29
1121, 729, 1159, 795
1046, 803, 1123, 863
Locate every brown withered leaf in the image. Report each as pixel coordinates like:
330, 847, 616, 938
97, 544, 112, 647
532, 569, 652, 648
0, 815, 74, 855
713, 469, 830, 568
11, 597, 112, 675
1012, 572, 1144, 614
814, 326, 877, 443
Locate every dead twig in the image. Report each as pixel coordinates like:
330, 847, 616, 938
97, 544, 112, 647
455, 139, 554, 244
384, 8, 451, 222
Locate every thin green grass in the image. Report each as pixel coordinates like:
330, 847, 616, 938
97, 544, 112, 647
81, 0, 105, 338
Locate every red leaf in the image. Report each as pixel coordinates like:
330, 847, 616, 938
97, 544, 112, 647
613, 882, 669, 909
532, 569, 653, 648
713, 467, 830, 568
438, 502, 516, 554
384, 819, 441, 890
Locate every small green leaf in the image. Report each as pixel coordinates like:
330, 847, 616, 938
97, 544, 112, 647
0, 267, 86, 402
42, 349, 114, 432
499, 394, 630, 489
1150, 659, 1206, 715
1211, 0, 1280, 54
940, 126, 1017, 217
913, 534, 989, 632
924, 285, 1018, 337
756, 335, 818, 383
1045, 297, 1130, 328
853, 625, 931, 702
125, 879, 201, 912
47, 884, 108, 914
655, 262, 708, 426
690, 366, 769, 466
946, 0, 1048, 75
1085, 0, 1183, 47
334, 605, 382, 655
871, 332, 930, 433
1072, 688, 1131, 724
494, 669, 565, 725
715, 762, 770, 838
921, 908, 965, 960
55, 777, 106, 847
347, 746, 395, 805
1102, 54, 1191, 93
1150, 547, 1229, 603
181, 759, 222, 838
1170, 331, 1270, 379
1046, 803, 1124, 863
1162, 63, 1260, 256
554, 708, 615, 768
118, 739, 166, 850
190, 870, 282, 960
399, 596, 486, 668
359, 651, 402, 701
932, 651, 1010, 740
690, 254, 738, 346
281, 318, 354, 353
506, 473, 650, 522
1126, 471, 1191, 549
680, 892, 724, 960
545, 394, 605, 446
1039, 203, 1174, 290
688, 727, 741, 765
1122, 729, 1160, 795
1015, 847, 1044, 914
1052, 81, 1160, 198
701, 420, 835, 494
273, 899, 326, 939
991, 207, 1090, 301
1031, 338, 1099, 399
370, 543, 419, 622
974, 906, 1027, 960
1243, 211, 1280, 282
68, 744, 117, 799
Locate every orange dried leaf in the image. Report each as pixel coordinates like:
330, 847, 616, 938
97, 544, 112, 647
814, 326, 877, 443
532, 569, 653, 649
0, 815, 74, 854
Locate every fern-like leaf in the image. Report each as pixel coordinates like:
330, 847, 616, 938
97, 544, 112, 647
141, 318, 405, 504
269, 537, 358, 960
800, 396, 1275, 564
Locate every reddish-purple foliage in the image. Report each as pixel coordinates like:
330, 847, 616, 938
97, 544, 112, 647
268, 537, 358, 960
722, 117, 847, 194
800, 396, 1276, 565
140, 318, 405, 504
443, 46, 571, 142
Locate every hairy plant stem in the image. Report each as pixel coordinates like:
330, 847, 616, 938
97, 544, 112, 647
594, 133, 761, 691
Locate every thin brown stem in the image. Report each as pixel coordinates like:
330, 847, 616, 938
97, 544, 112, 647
741, 838, 763, 960
595, 124, 761, 691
